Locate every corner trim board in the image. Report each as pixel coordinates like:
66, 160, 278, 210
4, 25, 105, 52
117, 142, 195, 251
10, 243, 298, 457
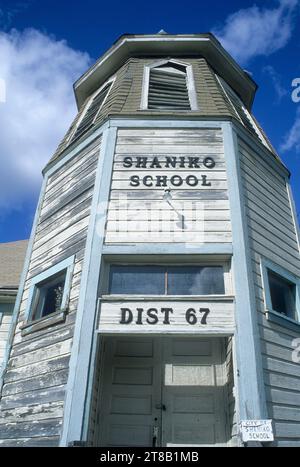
222, 122, 268, 421
59, 126, 118, 446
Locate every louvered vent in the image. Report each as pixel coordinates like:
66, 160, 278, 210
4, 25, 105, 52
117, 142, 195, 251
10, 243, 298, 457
72, 83, 112, 142
148, 63, 191, 110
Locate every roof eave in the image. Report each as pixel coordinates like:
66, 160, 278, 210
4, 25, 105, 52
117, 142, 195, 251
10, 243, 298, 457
74, 33, 257, 109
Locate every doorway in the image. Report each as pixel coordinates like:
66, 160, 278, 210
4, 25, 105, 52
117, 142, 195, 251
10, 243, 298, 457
94, 336, 231, 447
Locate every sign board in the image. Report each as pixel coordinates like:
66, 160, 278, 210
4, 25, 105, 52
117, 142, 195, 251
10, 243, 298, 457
98, 300, 234, 334
239, 420, 274, 443
105, 128, 232, 245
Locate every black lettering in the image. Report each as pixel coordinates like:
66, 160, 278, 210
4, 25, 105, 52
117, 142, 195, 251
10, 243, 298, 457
161, 308, 173, 324
146, 308, 159, 325
155, 175, 168, 187
136, 157, 147, 168
178, 156, 186, 168
170, 175, 183, 186
136, 308, 144, 325
120, 308, 133, 324
186, 175, 198, 186
201, 175, 211, 186
165, 157, 177, 168
123, 156, 133, 168
199, 308, 210, 324
130, 175, 140, 187
143, 175, 153, 187
188, 157, 200, 168
203, 157, 216, 169
150, 157, 161, 168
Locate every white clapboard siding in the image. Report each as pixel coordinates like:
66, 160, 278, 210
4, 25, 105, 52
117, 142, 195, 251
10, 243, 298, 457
105, 128, 232, 244
110, 180, 228, 190
0, 137, 102, 446
107, 209, 231, 221
98, 299, 235, 334
0, 313, 13, 365
112, 170, 227, 180
105, 232, 232, 243
238, 136, 300, 446
107, 199, 230, 210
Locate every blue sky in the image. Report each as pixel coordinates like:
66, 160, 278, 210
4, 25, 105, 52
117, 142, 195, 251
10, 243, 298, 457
0, 0, 300, 242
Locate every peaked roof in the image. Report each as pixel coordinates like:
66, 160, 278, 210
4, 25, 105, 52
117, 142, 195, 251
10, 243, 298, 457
74, 33, 258, 110
0, 240, 28, 290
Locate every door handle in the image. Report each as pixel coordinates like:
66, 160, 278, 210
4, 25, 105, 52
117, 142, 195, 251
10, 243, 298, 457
155, 403, 166, 411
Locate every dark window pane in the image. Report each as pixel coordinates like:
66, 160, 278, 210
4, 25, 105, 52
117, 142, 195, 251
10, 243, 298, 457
268, 270, 296, 319
0, 302, 14, 314
32, 273, 66, 320
167, 266, 225, 295
109, 266, 165, 294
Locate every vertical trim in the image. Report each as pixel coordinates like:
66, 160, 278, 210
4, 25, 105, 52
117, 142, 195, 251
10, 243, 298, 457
287, 181, 300, 254
0, 176, 48, 388
60, 125, 117, 446
140, 66, 150, 110
222, 122, 268, 421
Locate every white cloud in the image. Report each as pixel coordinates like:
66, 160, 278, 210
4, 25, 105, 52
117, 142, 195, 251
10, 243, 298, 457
0, 28, 91, 212
281, 107, 300, 152
263, 65, 288, 102
213, 0, 299, 64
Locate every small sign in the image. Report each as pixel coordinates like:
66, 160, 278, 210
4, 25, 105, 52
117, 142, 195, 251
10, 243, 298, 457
240, 420, 274, 443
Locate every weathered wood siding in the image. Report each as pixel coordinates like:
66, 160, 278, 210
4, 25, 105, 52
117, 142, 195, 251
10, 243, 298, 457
0, 137, 101, 446
105, 128, 232, 244
0, 309, 13, 367
238, 136, 300, 446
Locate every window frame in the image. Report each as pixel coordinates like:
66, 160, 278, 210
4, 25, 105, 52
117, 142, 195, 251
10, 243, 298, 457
22, 256, 75, 333
67, 76, 115, 143
260, 257, 300, 329
100, 258, 232, 299
215, 74, 272, 151
140, 59, 198, 111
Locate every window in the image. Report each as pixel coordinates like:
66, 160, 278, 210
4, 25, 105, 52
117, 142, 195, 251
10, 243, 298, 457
108, 265, 225, 295
216, 75, 272, 151
70, 80, 113, 142
267, 270, 296, 320
261, 258, 300, 328
31, 271, 66, 321
141, 60, 198, 111
22, 256, 75, 334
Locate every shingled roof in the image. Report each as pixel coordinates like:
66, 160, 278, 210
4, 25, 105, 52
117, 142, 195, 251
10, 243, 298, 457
0, 240, 28, 291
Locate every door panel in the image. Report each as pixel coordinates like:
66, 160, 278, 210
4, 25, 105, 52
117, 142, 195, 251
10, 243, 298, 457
162, 337, 227, 446
97, 336, 227, 447
98, 337, 162, 447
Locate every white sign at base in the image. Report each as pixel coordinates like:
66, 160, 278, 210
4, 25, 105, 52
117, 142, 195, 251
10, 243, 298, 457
239, 420, 274, 443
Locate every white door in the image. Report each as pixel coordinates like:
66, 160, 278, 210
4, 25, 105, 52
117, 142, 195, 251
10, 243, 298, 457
97, 336, 228, 447
162, 338, 227, 446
